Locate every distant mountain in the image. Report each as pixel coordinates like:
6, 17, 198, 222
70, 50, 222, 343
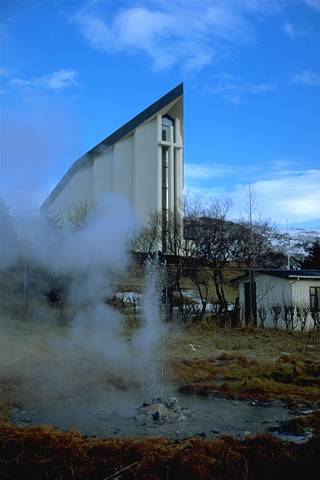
279, 227, 320, 259
284, 227, 320, 243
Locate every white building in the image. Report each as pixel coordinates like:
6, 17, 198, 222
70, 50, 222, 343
238, 270, 320, 330
41, 84, 184, 248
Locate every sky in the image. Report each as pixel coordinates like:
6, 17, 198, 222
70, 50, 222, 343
1, 0, 320, 229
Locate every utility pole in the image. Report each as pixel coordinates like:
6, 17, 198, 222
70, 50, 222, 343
286, 219, 291, 270
247, 181, 256, 326
23, 264, 28, 316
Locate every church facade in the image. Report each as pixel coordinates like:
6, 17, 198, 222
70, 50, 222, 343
41, 84, 184, 240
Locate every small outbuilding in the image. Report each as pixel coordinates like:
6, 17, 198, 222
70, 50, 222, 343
237, 269, 320, 330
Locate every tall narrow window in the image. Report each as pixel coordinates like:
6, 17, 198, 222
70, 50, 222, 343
162, 147, 169, 251
161, 115, 174, 142
310, 286, 320, 310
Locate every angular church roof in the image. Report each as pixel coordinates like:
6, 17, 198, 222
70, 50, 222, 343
42, 83, 183, 208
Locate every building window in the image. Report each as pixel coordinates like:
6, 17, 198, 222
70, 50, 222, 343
310, 286, 320, 310
162, 147, 169, 251
161, 115, 174, 142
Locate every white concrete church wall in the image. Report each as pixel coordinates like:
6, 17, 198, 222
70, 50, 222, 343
113, 134, 134, 204
133, 117, 158, 224
42, 85, 183, 235
46, 166, 93, 223
92, 148, 113, 200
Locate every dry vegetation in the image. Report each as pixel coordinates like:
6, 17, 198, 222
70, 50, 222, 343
1, 321, 320, 478
163, 325, 320, 404
0, 420, 320, 480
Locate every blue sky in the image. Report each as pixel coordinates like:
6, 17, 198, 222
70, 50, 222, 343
1, 0, 320, 228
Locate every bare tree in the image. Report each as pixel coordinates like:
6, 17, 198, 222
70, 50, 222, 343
68, 200, 95, 229
271, 305, 282, 328
296, 303, 310, 332
310, 307, 320, 330
131, 212, 162, 255
184, 199, 236, 320
283, 304, 295, 330
258, 306, 267, 328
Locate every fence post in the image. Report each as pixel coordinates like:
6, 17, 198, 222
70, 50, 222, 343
23, 263, 28, 316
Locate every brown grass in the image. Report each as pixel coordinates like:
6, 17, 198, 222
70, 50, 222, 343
164, 327, 320, 403
0, 421, 319, 480
174, 353, 320, 402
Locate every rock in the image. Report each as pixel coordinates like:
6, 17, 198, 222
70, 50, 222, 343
267, 426, 279, 433
136, 397, 189, 424
211, 429, 220, 434
152, 411, 161, 422
279, 423, 306, 436
165, 397, 178, 409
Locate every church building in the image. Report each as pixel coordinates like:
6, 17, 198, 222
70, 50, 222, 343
41, 83, 184, 245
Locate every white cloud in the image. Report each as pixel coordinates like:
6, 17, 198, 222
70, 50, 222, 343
0, 67, 9, 77
73, 5, 210, 70
71, 1, 267, 70
186, 169, 320, 224
249, 83, 276, 93
206, 72, 276, 103
185, 163, 233, 180
224, 94, 242, 105
248, 170, 320, 222
283, 21, 295, 37
70, 0, 320, 71
282, 21, 309, 38
12, 69, 79, 91
292, 70, 320, 86
303, 0, 320, 11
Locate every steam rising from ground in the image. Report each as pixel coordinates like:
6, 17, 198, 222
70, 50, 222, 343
0, 195, 164, 406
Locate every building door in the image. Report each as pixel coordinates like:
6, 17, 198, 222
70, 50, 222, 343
244, 281, 257, 326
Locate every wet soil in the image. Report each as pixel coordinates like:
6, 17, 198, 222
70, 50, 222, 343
9, 385, 300, 441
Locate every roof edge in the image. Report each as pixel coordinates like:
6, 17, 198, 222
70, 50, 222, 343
233, 269, 320, 282
42, 83, 183, 210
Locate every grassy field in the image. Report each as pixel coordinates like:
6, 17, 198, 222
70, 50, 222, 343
1, 319, 319, 418
162, 324, 320, 404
